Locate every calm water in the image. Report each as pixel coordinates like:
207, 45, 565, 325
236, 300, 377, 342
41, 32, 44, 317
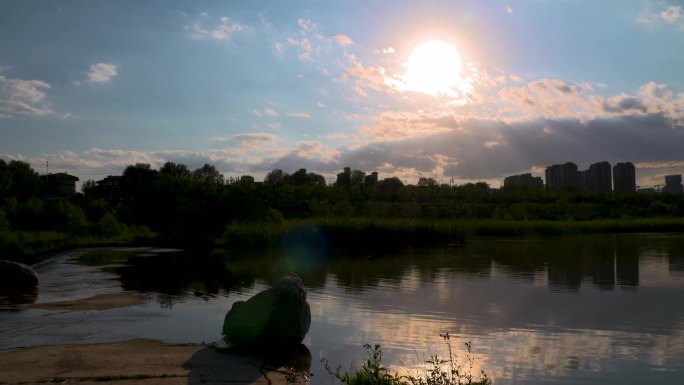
1, 233, 684, 384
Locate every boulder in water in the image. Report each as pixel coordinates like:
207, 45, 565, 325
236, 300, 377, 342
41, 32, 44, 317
0, 260, 39, 291
222, 275, 311, 353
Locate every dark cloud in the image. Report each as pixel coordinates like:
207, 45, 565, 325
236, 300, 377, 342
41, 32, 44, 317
603, 94, 648, 114
322, 113, 684, 181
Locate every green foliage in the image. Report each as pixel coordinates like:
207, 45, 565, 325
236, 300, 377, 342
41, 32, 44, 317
97, 212, 127, 238
323, 335, 490, 385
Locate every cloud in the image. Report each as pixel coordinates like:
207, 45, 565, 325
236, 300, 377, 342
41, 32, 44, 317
506, 6, 513, 14
0, 100, 52, 116
639, 2, 684, 28
347, 111, 684, 185
297, 18, 316, 34
602, 93, 648, 114
0, 75, 53, 118
229, 133, 278, 148
87, 63, 118, 84
499, 79, 595, 118
331, 34, 353, 46
286, 37, 315, 60
0, 76, 50, 102
253, 107, 278, 117
190, 16, 246, 40
661, 5, 682, 23
279, 18, 350, 61
344, 53, 388, 93
287, 112, 311, 119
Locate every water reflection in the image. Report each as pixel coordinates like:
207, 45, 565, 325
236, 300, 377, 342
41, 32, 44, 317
1, 234, 683, 385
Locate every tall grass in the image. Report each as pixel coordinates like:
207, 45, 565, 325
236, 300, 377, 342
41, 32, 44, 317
322, 334, 491, 385
216, 217, 684, 250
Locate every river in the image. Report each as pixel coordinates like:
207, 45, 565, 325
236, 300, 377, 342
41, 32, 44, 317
1, 233, 683, 384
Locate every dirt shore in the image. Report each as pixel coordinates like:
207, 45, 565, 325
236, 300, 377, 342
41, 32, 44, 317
0, 339, 307, 385
2, 293, 309, 385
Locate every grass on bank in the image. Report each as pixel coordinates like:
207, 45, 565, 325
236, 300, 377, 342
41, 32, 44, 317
216, 216, 684, 250
0, 226, 156, 263
323, 334, 491, 385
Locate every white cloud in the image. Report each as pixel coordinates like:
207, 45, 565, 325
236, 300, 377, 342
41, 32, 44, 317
297, 18, 316, 34
190, 16, 246, 40
0, 76, 50, 102
87, 63, 118, 84
287, 112, 311, 119
286, 37, 315, 60
253, 107, 279, 117
0, 100, 52, 116
0, 75, 53, 118
331, 34, 353, 46
639, 2, 684, 28
506, 6, 513, 14
661, 5, 682, 23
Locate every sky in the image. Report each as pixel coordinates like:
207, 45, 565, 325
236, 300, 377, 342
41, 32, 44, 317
1, 0, 683, 188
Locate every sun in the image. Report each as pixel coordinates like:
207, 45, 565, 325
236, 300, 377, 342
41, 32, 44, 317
400, 40, 464, 97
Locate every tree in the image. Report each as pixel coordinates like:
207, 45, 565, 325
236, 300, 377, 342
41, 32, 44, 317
417, 177, 438, 187
193, 164, 224, 184
376, 177, 404, 201
81, 179, 96, 195
292, 168, 308, 185
160, 162, 191, 179
0, 160, 42, 200
264, 169, 289, 184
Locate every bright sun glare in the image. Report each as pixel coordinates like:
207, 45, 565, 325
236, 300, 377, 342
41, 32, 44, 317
401, 40, 464, 97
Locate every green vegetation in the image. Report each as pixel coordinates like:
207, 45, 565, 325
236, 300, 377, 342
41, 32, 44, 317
1, 159, 683, 261
323, 334, 490, 385
217, 217, 684, 252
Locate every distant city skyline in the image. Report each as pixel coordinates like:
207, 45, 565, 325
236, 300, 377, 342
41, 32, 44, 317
1, 1, 683, 189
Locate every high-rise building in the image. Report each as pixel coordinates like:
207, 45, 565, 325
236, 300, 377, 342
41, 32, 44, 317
663, 174, 683, 194
336, 167, 351, 188
545, 162, 579, 191
584, 161, 612, 192
613, 162, 636, 192
503, 173, 544, 190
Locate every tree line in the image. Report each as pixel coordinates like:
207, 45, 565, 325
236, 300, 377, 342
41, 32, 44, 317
1, 159, 684, 254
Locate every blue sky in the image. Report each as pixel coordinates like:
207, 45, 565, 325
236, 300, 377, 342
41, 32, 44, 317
1, 0, 683, 188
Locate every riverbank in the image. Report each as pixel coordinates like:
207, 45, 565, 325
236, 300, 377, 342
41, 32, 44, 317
0, 291, 309, 385
0, 339, 306, 385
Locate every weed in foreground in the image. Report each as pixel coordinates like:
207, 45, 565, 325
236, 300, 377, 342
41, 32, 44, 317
322, 333, 491, 385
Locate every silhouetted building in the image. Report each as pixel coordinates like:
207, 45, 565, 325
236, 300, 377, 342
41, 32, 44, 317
582, 161, 612, 192
364, 171, 378, 187
545, 162, 579, 191
613, 162, 636, 192
503, 173, 543, 190
663, 174, 683, 193
336, 167, 351, 188
95, 175, 123, 201
43, 172, 79, 197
